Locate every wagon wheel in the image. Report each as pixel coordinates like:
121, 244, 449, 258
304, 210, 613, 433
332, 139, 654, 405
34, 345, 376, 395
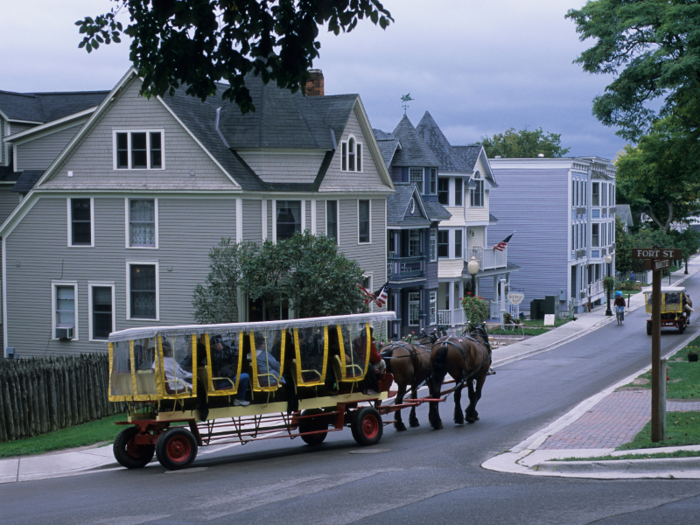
156, 427, 198, 470
351, 406, 383, 446
299, 409, 328, 446
679, 321, 686, 334
114, 426, 155, 469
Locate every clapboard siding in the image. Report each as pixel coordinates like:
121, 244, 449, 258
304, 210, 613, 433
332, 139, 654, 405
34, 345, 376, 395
237, 151, 323, 184
0, 189, 20, 224
4, 195, 239, 356
38, 78, 237, 192
242, 199, 262, 242
319, 108, 388, 193
15, 124, 82, 171
488, 167, 570, 303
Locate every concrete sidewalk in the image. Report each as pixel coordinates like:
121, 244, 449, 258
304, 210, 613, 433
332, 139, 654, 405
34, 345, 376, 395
2, 260, 699, 483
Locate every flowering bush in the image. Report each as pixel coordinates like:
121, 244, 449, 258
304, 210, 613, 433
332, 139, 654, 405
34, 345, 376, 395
461, 293, 490, 327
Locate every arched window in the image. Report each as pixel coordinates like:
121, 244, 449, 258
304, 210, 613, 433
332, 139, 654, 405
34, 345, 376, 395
341, 135, 363, 172
470, 172, 484, 207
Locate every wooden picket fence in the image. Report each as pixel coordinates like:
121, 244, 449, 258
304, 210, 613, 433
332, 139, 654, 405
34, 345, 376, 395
0, 354, 124, 442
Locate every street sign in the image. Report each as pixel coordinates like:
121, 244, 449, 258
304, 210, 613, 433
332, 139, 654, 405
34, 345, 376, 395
632, 248, 682, 260
644, 259, 671, 271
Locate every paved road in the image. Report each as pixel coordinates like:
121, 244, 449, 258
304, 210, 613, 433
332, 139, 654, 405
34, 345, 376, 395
3, 279, 700, 523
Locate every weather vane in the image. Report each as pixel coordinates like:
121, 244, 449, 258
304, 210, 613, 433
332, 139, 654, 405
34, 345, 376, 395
401, 93, 414, 115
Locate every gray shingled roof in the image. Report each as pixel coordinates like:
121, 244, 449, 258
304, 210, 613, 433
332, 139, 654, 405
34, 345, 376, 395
389, 116, 440, 168
423, 200, 451, 221
12, 170, 44, 193
308, 94, 357, 145
387, 183, 431, 227
489, 213, 498, 223
217, 75, 335, 150
161, 86, 267, 192
0, 90, 108, 123
416, 111, 467, 172
373, 132, 401, 168
453, 145, 481, 172
0, 166, 21, 183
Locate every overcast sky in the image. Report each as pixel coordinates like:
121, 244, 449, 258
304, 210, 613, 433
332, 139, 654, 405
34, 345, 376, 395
1, 0, 626, 160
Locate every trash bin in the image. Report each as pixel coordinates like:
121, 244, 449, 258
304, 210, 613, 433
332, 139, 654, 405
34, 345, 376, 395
530, 299, 545, 320
544, 295, 557, 316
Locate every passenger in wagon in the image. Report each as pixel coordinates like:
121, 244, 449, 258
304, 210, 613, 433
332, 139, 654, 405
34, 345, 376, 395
161, 340, 193, 393
210, 334, 250, 406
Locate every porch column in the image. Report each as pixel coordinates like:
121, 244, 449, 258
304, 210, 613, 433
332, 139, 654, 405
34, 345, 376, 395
448, 282, 454, 325
393, 290, 401, 339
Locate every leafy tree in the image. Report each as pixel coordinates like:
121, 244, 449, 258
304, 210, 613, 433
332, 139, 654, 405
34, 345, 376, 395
480, 127, 570, 158
670, 227, 700, 274
193, 233, 367, 323
76, 0, 392, 113
567, 0, 700, 142
615, 117, 700, 232
192, 238, 242, 323
614, 216, 638, 275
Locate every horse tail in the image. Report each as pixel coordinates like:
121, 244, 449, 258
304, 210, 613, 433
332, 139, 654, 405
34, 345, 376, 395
431, 344, 449, 396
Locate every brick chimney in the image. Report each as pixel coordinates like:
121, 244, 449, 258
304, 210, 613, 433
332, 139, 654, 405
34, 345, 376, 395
304, 69, 324, 96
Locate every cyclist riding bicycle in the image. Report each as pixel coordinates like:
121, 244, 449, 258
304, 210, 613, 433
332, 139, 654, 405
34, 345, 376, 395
614, 291, 626, 321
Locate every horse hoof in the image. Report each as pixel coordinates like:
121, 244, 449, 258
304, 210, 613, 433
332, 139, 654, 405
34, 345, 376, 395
395, 422, 407, 432
454, 416, 464, 425
409, 420, 420, 428
431, 422, 443, 430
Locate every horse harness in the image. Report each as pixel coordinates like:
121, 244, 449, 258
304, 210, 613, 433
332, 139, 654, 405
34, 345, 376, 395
437, 335, 490, 387
383, 341, 429, 371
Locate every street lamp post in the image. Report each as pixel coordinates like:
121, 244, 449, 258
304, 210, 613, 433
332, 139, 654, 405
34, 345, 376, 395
467, 256, 480, 296
605, 254, 613, 316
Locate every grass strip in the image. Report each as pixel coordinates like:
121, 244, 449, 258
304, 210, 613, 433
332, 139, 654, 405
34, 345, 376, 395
560, 449, 700, 462
0, 414, 127, 458
617, 411, 700, 451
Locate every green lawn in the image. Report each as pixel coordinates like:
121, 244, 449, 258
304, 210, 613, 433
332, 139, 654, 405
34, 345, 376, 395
0, 414, 127, 458
617, 411, 700, 450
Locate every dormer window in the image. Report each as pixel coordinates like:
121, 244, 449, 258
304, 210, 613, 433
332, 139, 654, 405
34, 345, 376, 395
114, 130, 164, 170
409, 168, 423, 193
341, 136, 362, 172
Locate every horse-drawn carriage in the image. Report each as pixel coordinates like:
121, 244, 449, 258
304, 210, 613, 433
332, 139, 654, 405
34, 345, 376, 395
643, 286, 691, 335
109, 312, 493, 470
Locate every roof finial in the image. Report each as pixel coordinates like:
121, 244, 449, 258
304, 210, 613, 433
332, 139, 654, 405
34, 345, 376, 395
401, 93, 414, 116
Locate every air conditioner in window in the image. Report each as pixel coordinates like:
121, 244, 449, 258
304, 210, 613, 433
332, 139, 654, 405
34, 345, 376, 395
56, 327, 74, 340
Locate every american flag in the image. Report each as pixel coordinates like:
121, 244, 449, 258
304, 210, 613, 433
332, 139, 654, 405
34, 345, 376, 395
494, 233, 514, 252
358, 282, 390, 308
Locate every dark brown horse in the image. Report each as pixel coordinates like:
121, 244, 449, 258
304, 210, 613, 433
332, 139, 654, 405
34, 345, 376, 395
381, 331, 435, 431
427, 324, 492, 429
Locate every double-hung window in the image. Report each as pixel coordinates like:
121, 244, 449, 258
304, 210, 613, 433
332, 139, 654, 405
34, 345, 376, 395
438, 178, 449, 205
128, 263, 158, 320
341, 136, 362, 172
429, 168, 437, 195
408, 292, 420, 326
89, 284, 114, 340
358, 200, 371, 243
437, 230, 449, 258
276, 200, 302, 241
53, 282, 78, 339
592, 183, 600, 206
69, 198, 93, 247
455, 179, 463, 206
454, 230, 462, 259
470, 173, 484, 207
326, 200, 338, 244
592, 224, 600, 247
429, 291, 437, 326
127, 199, 157, 248
409, 168, 424, 194
115, 130, 163, 170
409, 230, 420, 257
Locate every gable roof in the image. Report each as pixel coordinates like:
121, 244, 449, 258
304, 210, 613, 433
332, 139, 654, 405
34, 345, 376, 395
11, 170, 44, 193
387, 183, 430, 227
415, 111, 468, 173
374, 134, 402, 168
0, 89, 108, 123
452, 145, 481, 172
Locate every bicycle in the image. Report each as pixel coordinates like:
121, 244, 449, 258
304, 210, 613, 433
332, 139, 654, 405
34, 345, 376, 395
616, 306, 624, 325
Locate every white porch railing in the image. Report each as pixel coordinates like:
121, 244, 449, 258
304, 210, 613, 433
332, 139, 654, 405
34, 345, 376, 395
588, 280, 604, 296
437, 309, 465, 327
469, 246, 508, 271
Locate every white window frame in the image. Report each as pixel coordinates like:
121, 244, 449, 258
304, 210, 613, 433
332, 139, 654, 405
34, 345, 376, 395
126, 261, 160, 321
67, 197, 95, 247
358, 199, 371, 244
429, 291, 437, 326
125, 198, 159, 249
341, 135, 363, 172
113, 129, 165, 170
409, 168, 423, 194
52, 281, 79, 340
409, 229, 420, 257
430, 168, 438, 195
470, 172, 484, 207
88, 282, 115, 341
430, 228, 437, 262
275, 200, 302, 242
408, 292, 420, 326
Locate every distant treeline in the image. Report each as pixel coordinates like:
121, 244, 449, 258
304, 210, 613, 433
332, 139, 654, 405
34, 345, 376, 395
0, 354, 123, 442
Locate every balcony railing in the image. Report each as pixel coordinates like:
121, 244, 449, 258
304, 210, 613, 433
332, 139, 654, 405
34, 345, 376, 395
437, 308, 465, 327
468, 246, 508, 271
387, 255, 426, 281
588, 280, 604, 296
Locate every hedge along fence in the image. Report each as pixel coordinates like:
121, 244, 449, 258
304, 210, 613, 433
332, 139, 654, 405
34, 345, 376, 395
0, 354, 124, 443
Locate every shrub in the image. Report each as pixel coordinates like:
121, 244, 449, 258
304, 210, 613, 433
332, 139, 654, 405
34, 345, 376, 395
461, 293, 490, 327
